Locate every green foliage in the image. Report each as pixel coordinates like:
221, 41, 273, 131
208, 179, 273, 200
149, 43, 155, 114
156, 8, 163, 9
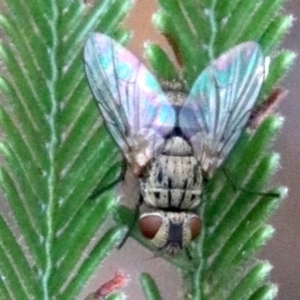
0, 0, 131, 299
142, 0, 294, 299
140, 273, 162, 300
147, 0, 293, 87
84, 289, 125, 300
0, 0, 294, 299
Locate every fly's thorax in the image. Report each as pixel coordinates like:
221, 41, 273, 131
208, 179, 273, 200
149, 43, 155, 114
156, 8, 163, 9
140, 136, 202, 210
139, 211, 201, 255
161, 81, 187, 106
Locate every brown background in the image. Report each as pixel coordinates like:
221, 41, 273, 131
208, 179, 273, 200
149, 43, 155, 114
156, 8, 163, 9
81, 1, 300, 299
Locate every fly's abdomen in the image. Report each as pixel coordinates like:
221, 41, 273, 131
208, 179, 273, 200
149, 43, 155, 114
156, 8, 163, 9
140, 137, 202, 210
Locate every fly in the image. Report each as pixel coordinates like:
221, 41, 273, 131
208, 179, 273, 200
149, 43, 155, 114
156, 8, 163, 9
83, 33, 268, 254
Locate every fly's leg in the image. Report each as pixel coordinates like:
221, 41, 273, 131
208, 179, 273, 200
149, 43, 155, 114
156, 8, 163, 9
88, 161, 126, 200
220, 87, 286, 199
88, 177, 122, 200
117, 194, 143, 249
221, 166, 280, 198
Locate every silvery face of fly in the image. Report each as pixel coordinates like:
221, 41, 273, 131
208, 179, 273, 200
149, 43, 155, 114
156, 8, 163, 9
84, 33, 268, 254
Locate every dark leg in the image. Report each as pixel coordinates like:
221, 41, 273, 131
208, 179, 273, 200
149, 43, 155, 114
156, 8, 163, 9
118, 194, 143, 249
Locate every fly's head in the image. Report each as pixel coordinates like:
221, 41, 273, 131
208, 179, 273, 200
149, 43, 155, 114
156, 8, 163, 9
139, 211, 201, 255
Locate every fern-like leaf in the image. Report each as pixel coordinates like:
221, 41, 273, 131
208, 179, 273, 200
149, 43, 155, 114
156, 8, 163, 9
0, 0, 132, 299
141, 0, 294, 299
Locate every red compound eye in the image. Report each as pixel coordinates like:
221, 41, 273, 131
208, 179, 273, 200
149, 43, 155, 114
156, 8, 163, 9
190, 216, 201, 240
139, 214, 163, 239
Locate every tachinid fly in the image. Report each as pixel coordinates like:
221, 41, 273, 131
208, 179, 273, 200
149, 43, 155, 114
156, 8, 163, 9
84, 33, 268, 254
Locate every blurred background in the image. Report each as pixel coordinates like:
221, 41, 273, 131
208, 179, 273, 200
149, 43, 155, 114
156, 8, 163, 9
82, 1, 300, 299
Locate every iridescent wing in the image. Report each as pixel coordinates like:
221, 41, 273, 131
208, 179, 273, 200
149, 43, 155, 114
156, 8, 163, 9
179, 42, 267, 176
84, 33, 175, 174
